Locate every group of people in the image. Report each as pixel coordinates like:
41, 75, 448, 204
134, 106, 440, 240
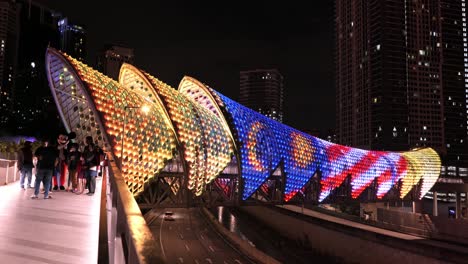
17, 132, 105, 199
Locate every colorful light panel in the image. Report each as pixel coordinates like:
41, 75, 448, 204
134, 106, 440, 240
46, 48, 442, 201
192, 84, 442, 202
119, 66, 234, 196
46, 48, 177, 195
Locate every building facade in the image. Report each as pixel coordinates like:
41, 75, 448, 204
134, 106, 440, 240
0, 0, 18, 129
14, 0, 60, 134
335, 0, 468, 177
58, 17, 86, 62
239, 69, 284, 123
96, 44, 134, 80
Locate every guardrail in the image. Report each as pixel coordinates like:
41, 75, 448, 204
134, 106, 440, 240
0, 158, 18, 185
99, 158, 165, 264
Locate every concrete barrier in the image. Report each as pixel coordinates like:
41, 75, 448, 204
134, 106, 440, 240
0, 159, 18, 185
238, 205, 467, 264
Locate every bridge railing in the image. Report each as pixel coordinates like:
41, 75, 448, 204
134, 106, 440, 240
99, 157, 164, 264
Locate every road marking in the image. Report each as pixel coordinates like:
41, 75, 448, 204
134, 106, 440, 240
206, 258, 213, 264
195, 260, 199, 264
200, 234, 205, 240
224, 261, 229, 264
234, 260, 242, 264
185, 244, 190, 252
179, 233, 184, 240
178, 257, 184, 263
209, 246, 215, 252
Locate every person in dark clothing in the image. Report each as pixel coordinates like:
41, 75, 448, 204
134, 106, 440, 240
66, 143, 81, 193
17, 141, 34, 189
82, 136, 103, 195
32, 139, 58, 199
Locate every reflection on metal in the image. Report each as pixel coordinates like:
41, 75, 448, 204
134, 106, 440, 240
46, 48, 442, 206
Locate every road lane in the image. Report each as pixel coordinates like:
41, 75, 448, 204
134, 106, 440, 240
147, 208, 253, 264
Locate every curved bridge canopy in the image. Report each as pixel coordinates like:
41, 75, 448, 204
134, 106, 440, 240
46, 48, 441, 202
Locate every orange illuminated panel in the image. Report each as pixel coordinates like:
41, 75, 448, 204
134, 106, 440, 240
46, 48, 177, 196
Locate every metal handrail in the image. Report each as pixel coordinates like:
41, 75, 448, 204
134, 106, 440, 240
99, 158, 164, 264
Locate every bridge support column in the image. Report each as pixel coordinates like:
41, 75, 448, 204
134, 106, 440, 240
433, 191, 438, 216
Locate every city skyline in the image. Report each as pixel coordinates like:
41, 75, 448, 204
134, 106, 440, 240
40, 0, 335, 134
335, 0, 468, 176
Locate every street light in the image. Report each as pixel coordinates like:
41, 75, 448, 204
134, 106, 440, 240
120, 105, 150, 168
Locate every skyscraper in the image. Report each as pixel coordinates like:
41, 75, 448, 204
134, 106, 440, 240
0, 0, 18, 130
335, 0, 468, 177
239, 69, 284, 122
14, 0, 60, 134
96, 44, 134, 80
58, 17, 86, 62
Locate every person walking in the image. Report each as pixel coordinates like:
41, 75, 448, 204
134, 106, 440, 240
32, 138, 58, 199
17, 141, 34, 190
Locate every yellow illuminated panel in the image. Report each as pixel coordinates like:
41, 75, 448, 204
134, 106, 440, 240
178, 76, 237, 153
46, 48, 177, 196
119, 66, 234, 196
400, 148, 441, 199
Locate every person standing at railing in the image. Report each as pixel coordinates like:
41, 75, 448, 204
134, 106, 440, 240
17, 141, 34, 190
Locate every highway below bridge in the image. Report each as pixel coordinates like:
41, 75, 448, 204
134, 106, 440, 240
143, 203, 468, 264
144, 206, 343, 264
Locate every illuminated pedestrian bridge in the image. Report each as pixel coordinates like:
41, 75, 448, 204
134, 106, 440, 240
45, 47, 441, 205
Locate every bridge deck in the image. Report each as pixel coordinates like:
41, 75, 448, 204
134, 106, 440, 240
0, 176, 102, 264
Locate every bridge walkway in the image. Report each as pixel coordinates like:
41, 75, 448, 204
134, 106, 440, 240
0, 175, 102, 264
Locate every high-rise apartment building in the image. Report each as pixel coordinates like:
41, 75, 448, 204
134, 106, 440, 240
0, 0, 19, 129
58, 17, 86, 61
239, 69, 284, 122
335, 0, 468, 177
14, 0, 60, 133
96, 44, 134, 80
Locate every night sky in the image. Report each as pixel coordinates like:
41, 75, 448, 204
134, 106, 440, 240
42, 1, 335, 133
